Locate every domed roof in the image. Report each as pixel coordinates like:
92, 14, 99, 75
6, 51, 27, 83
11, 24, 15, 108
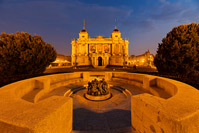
80, 20, 88, 33
112, 19, 120, 33
80, 29, 87, 33
97, 35, 103, 38
112, 28, 120, 32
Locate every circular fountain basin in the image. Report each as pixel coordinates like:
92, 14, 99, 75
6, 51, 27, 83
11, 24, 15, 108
85, 92, 111, 101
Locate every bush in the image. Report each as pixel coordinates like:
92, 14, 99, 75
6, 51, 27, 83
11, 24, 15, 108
154, 23, 199, 78
0, 32, 57, 75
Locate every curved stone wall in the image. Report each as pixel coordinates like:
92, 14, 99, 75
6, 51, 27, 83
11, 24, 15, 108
0, 72, 83, 133
112, 72, 199, 133
0, 71, 198, 132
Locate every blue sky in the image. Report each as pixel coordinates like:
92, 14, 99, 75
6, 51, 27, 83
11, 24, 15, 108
0, 0, 198, 56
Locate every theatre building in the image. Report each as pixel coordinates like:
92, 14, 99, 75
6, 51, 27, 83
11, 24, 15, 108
71, 22, 129, 67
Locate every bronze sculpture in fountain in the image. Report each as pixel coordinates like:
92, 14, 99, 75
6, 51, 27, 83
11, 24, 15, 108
85, 78, 111, 100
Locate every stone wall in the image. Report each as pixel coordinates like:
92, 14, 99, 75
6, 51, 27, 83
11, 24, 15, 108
112, 72, 199, 133
0, 72, 199, 133
0, 72, 83, 133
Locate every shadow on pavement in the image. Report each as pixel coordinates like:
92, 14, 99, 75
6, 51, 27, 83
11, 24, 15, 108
73, 108, 131, 131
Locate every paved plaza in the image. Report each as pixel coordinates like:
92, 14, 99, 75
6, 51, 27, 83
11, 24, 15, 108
38, 81, 149, 132
1, 72, 199, 132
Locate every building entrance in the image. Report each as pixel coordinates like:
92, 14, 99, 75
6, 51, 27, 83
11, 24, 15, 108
98, 57, 102, 66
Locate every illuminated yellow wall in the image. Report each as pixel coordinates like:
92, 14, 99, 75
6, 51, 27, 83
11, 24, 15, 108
129, 50, 154, 67
71, 25, 129, 67
51, 54, 71, 66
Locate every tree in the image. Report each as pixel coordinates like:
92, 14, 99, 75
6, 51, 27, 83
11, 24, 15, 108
0, 32, 57, 75
154, 23, 199, 78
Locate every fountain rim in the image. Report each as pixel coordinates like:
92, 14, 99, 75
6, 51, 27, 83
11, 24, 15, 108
84, 92, 112, 101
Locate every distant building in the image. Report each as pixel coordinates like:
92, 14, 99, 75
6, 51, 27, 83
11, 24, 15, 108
71, 20, 129, 67
50, 54, 71, 67
129, 50, 155, 67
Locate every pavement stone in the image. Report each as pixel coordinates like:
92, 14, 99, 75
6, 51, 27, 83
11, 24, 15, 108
38, 81, 157, 132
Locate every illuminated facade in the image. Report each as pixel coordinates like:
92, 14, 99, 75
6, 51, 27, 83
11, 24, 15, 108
51, 54, 71, 67
129, 50, 154, 67
71, 21, 129, 67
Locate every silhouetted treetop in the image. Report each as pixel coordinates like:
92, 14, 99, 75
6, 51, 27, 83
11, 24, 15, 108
0, 32, 57, 75
154, 23, 199, 78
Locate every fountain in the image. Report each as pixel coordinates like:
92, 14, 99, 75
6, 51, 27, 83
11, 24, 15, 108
85, 78, 111, 101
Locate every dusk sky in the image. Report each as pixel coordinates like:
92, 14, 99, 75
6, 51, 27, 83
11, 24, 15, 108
0, 0, 198, 56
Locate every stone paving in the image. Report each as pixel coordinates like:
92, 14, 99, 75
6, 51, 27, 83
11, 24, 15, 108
72, 87, 133, 132
39, 81, 149, 132
70, 81, 150, 132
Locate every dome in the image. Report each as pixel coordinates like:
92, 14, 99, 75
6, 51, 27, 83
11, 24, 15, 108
112, 28, 120, 32
80, 20, 87, 33
80, 29, 87, 33
112, 19, 120, 33
97, 35, 103, 38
